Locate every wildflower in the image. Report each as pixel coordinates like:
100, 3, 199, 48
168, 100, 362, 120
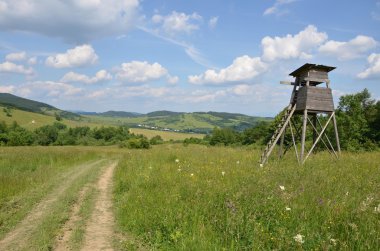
190, 173, 194, 177
259, 164, 263, 167
374, 204, 380, 213
285, 207, 291, 211
330, 238, 337, 246
221, 171, 225, 176
293, 234, 304, 244
175, 159, 180, 163
236, 161, 240, 164
345, 191, 349, 196
177, 168, 181, 172
148, 166, 152, 169
279, 185, 285, 191
31, 120, 35, 124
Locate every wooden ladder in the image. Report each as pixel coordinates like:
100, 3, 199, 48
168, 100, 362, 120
260, 102, 297, 166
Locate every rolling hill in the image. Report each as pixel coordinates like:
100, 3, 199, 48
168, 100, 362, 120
0, 93, 273, 134
0, 93, 80, 120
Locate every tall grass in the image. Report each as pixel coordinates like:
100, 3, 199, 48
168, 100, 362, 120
114, 144, 380, 250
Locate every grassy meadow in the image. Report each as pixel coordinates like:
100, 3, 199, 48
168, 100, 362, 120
114, 144, 380, 250
0, 145, 379, 250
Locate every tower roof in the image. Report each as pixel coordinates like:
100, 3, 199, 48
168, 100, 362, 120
289, 63, 336, 77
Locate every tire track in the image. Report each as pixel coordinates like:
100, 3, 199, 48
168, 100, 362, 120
0, 159, 105, 251
81, 162, 117, 251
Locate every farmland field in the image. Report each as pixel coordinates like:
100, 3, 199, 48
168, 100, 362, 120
0, 145, 379, 250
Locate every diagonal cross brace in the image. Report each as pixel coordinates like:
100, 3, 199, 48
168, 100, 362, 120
303, 112, 335, 164
261, 104, 297, 165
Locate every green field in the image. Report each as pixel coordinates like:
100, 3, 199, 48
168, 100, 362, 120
0, 106, 205, 141
129, 128, 204, 141
0, 145, 378, 250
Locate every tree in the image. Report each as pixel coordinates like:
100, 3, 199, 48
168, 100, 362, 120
335, 88, 377, 150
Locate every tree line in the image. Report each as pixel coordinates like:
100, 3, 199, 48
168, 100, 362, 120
0, 122, 161, 149
200, 89, 380, 151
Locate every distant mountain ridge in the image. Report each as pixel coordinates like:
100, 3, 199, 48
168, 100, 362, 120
0, 93, 272, 133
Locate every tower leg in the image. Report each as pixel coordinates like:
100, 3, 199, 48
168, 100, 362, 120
312, 114, 317, 144
300, 109, 308, 163
332, 113, 341, 154
279, 127, 286, 159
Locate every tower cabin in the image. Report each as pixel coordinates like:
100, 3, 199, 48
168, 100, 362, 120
290, 63, 335, 113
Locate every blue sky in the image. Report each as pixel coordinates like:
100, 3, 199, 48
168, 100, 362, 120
0, 0, 379, 116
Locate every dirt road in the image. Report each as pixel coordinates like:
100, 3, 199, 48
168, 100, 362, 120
0, 160, 118, 251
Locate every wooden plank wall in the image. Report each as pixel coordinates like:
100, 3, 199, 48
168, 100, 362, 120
296, 86, 334, 112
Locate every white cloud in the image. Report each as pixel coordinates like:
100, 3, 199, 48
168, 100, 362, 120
18, 81, 83, 98
0, 0, 139, 43
61, 70, 112, 84
208, 16, 218, 29
45, 44, 98, 68
116, 61, 177, 84
357, 53, 380, 79
0, 85, 15, 93
263, 0, 297, 16
0, 61, 34, 75
188, 55, 267, 85
5, 51, 27, 61
261, 25, 327, 62
152, 11, 202, 35
167, 75, 179, 85
319, 35, 378, 61
28, 57, 37, 65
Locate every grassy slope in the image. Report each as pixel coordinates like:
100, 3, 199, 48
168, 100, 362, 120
129, 128, 204, 141
0, 107, 204, 140
114, 144, 380, 250
86, 112, 270, 132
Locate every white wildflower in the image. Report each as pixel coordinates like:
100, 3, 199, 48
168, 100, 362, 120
221, 171, 225, 176
175, 159, 180, 163
285, 207, 291, 211
177, 168, 181, 172
190, 173, 194, 177
345, 191, 349, 196
259, 164, 263, 167
31, 120, 35, 124
330, 238, 337, 246
236, 161, 240, 164
374, 204, 380, 213
293, 234, 304, 244
279, 185, 285, 191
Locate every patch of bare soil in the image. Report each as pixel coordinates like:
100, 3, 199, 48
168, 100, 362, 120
81, 162, 117, 251
0, 160, 104, 251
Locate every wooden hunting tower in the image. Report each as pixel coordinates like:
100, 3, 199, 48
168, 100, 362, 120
260, 63, 341, 165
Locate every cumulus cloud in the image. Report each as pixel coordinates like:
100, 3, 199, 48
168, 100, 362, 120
208, 16, 218, 29
152, 11, 202, 35
188, 55, 267, 85
0, 61, 34, 75
46, 44, 98, 68
5, 51, 27, 61
0, 85, 15, 93
0, 0, 140, 43
319, 35, 378, 61
263, 0, 297, 16
61, 70, 112, 84
357, 53, 380, 79
116, 61, 178, 84
261, 25, 327, 62
18, 81, 83, 98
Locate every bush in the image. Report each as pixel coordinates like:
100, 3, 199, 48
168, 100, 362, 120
120, 137, 150, 149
